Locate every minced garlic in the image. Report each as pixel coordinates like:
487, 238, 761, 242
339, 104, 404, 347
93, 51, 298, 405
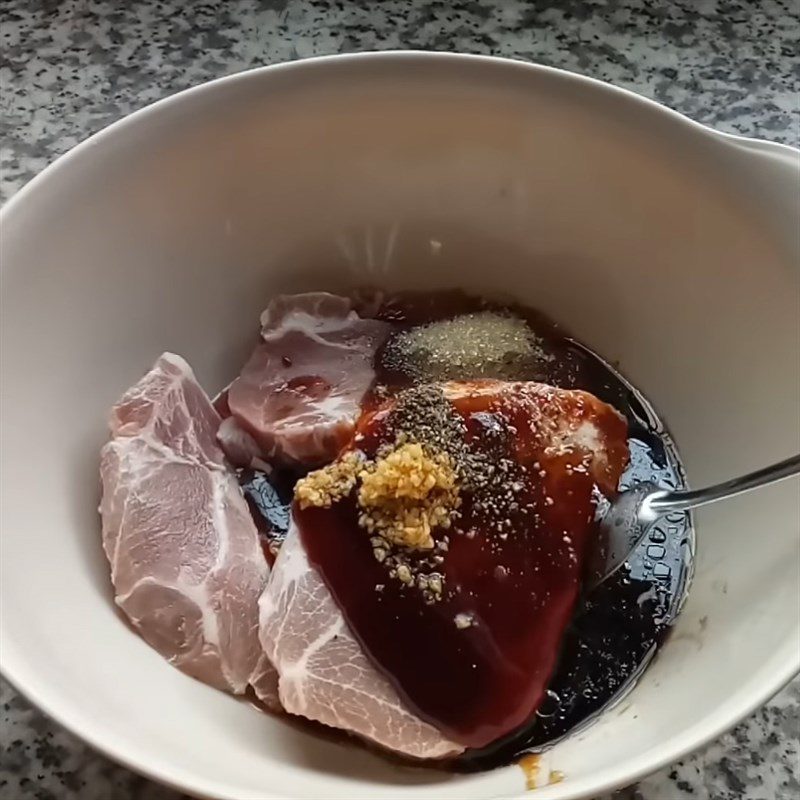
358, 442, 459, 550
359, 442, 455, 503
295, 451, 363, 509
294, 438, 460, 553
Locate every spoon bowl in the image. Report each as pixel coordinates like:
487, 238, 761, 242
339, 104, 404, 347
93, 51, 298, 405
589, 455, 800, 590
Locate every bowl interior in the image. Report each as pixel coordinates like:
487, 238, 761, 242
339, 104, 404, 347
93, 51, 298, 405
2, 55, 798, 800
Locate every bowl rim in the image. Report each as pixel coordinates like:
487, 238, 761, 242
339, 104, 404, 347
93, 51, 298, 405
1, 50, 798, 800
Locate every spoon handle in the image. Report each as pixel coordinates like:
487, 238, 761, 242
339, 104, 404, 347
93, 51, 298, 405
647, 454, 800, 515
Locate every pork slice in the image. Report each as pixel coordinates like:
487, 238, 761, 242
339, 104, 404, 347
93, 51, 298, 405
439, 379, 629, 494
249, 652, 282, 711
260, 523, 463, 760
217, 415, 269, 470
100, 353, 277, 698
227, 293, 391, 467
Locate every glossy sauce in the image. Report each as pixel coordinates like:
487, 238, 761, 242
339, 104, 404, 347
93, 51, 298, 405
297, 381, 628, 748
240, 291, 694, 769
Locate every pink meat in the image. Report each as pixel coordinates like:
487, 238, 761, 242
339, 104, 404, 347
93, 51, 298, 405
259, 523, 463, 760
216, 416, 267, 470
226, 293, 391, 467
99, 353, 278, 704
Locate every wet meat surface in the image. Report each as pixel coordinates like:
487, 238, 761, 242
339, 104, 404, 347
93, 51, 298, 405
297, 380, 629, 747
226, 293, 391, 467
99, 353, 278, 705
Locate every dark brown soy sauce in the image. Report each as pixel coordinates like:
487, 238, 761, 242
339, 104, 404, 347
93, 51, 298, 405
239, 290, 694, 771
239, 467, 294, 566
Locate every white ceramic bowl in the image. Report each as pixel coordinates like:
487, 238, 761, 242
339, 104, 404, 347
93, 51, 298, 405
1, 53, 799, 800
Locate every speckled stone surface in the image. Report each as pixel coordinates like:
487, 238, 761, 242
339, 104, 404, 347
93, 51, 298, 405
1, 1, 798, 799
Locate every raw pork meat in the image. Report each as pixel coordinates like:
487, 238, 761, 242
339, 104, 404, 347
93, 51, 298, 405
226, 293, 391, 466
439, 379, 629, 494
260, 524, 463, 760
261, 379, 628, 754
100, 353, 277, 701
216, 415, 266, 470
303, 379, 629, 747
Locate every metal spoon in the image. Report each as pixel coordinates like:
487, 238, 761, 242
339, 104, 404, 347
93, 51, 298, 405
587, 454, 800, 590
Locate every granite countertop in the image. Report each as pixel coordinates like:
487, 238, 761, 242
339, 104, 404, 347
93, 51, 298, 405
1, 1, 798, 798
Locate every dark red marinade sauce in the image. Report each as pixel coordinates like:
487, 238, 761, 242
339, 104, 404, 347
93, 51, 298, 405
297, 383, 628, 749
240, 291, 694, 770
